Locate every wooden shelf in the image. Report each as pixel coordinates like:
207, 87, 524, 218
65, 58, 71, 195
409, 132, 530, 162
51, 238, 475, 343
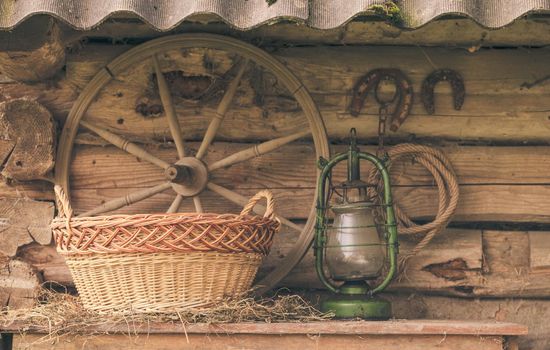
3, 320, 527, 350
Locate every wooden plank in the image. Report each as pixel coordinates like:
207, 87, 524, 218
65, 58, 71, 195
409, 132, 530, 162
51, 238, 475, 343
43, 143, 550, 223
12, 333, 505, 350
0, 46, 550, 142
20, 228, 550, 298
0, 258, 41, 309
1, 142, 547, 224
66, 184, 550, 223
262, 228, 483, 292
0, 18, 65, 82
4, 319, 526, 335
0, 198, 54, 256
80, 17, 550, 47
281, 229, 550, 298
67, 143, 550, 189
54, 44, 550, 143
528, 232, 550, 269
384, 295, 541, 350
0, 45, 547, 142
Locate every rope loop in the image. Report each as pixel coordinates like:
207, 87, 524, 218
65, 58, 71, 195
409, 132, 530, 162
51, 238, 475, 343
367, 143, 459, 265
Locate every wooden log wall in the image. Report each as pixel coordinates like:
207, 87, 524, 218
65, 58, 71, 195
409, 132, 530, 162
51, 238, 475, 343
0, 18, 550, 349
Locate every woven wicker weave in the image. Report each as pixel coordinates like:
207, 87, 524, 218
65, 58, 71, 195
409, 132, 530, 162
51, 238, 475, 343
51, 186, 280, 313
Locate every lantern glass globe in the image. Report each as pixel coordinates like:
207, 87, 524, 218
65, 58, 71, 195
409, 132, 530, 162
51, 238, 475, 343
326, 203, 386, 281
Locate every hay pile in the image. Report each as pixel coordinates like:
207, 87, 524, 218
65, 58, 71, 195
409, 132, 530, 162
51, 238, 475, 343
1, 287, 332, 337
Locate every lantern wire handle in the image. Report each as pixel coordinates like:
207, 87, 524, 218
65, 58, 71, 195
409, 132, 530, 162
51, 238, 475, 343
314, 144, 399, 296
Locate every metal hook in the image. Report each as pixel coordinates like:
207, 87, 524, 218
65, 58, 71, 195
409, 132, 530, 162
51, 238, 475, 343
349, 68, 413, 132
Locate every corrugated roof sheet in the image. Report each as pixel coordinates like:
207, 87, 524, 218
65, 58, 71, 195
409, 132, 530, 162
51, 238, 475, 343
0, 0, 549, 31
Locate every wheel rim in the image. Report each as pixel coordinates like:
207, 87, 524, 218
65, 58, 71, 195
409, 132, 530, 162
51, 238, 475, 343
55, 33, 329, 294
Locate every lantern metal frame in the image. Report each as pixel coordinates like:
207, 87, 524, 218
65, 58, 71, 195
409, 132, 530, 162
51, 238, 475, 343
314, 129, 399, 319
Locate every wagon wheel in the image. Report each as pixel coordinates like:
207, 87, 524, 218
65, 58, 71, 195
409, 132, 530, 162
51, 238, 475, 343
55, 34, 329, 294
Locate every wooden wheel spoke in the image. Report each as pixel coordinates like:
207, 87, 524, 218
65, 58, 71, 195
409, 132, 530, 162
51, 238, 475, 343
196, 59, 249, 160
167, 194, 184, 213
206, 182, 302, 232
80, 182, 172, 217
81, 120, 170, 170
208, 130, 310, 172
152, 55, 186, 159
193, 196, 204, 213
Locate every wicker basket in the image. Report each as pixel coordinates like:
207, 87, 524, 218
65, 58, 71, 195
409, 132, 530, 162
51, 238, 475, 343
51, 186, 281, 313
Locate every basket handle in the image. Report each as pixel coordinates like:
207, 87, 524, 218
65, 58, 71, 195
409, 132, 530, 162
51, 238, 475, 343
54, 185, 74, 219
240, 190, 276, 220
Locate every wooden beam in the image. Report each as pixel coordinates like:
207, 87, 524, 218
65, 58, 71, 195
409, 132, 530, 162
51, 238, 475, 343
18, 228, 550, 298
57, 44, 550, 143
12, 333, 507, 350
3, 319, 526, 336
0, 258, 41, 310
73, 17, 550, 47
8, 320, 523, 350
40, 142, 550, 223
0, 44, 547, 142
0, 99, 56, 181
529, 232, 550, 269
0, 17, 65, 82
0, 198, 54, 257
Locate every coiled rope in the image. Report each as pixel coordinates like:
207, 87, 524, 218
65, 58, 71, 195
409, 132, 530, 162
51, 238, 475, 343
367, 143, 460, 266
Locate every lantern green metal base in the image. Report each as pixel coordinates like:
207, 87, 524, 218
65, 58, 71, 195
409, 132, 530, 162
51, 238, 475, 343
321, 296, 391, 320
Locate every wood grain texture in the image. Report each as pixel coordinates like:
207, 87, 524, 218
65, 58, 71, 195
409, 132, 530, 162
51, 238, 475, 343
0, 99, 56, 181
12, 333, 506, 350
4, 319, 526, 335
0, 198, 54, 256
0, 258, 41, 309
79, 17, 550, 47
21, 143, 544, 223
0, 22, 65, 82
0, 45, 547, 142
70, 44, 550, 143
18, 229, 550, 298
528, 232, 550, 269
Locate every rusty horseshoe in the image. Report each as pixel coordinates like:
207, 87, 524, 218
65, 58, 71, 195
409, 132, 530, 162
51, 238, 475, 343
349, 68, 413, 132
421, 69, 465, 115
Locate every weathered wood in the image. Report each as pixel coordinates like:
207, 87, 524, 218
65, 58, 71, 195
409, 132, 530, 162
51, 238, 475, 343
66, 143, 550, 189
0, 198, 54, 257
80, 120, 170, 170
261, 228, 483, 294
278, 229, 550, 298
78, 17, 550, 47
384, 295, 544, 350
528, 232, 550, 269
0, 45, 548, 142
4, 319, 527, 336
152, 54, 186, 159
196, 59, 249, 160
56, 141, 550, 223
0, 80, 77, 122
57, 44, 550, 143
79, 182, 172, 217
208, 131, 310, 171
17, 245, 71, 286
0, 18, 65, 82
19, 228, 550, 298
0, 99, 55, 181
0, 258, 41, 310
12, 333, 506, 350
8, 320, 523, 350
24, 143, 545, 223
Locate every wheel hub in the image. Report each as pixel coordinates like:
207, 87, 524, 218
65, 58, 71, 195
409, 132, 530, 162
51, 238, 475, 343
166, 157, 209, 197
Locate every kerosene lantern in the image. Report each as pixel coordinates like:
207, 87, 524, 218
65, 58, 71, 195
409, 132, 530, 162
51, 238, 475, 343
314, 128, 398, 319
